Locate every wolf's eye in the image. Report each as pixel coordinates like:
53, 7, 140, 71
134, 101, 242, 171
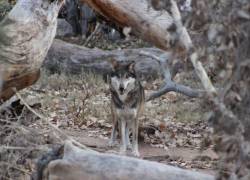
110, 72, 115, 77
125, 74, 130, 78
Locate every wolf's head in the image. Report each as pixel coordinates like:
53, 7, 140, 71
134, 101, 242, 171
109, 60, 137, 100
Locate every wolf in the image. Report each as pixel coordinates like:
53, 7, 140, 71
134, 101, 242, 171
107, 59, 145, 157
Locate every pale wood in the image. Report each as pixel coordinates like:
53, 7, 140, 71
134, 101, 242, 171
44, 39, 163, 78
44, 141, 215, 180
44, 39, 201, 100
78, 0, 205, 101
80, 0, 193, 51
0, 0, 62, 103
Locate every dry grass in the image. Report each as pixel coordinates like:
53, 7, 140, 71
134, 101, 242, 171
31, 71, 110, 128
0, 69, 210, 179
0, 105, 57, 179
34, 70, 204, 128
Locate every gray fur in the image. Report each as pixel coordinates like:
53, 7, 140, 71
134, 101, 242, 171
108, 61, 145, 156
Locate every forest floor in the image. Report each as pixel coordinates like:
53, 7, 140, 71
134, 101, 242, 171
23, 69, 217, 175
1, 36, 218, 179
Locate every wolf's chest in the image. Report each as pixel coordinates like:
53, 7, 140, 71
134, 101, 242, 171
115, 108, 137, 120
111, 89, 139, 108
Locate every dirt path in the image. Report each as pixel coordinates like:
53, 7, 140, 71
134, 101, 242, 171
25, 72, 218, 176
65, 129, 217, 176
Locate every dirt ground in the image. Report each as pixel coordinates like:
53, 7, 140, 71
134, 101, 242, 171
0, 33, 219, 178
23, 70, 217, 176
0, 35, 218, 179
0, 68, 218, 179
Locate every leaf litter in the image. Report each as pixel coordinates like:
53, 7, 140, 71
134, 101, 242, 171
23, 71, 218, 174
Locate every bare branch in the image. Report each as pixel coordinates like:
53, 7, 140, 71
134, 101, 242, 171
146, 81, 203, 101
188, 51, 244, 133
84, 22, 101, 46
140, 51, 203, 101
0, 145, 48, 151
189, 52, 216, 95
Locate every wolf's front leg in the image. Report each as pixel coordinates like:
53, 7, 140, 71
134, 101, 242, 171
132, 118, 140, 157
109, 106, 118, 147
125, 124, 131, 149
120, 120, 127, 155
108, 121, 118, 147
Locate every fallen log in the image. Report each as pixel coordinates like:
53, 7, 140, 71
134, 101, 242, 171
35, 141, 215, 180
44, 39, 163, 80
0, 0, 62, 103
44, 39, 202, 100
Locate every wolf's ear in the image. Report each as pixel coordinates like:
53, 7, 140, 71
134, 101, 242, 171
110, 59, 119, 71
128, 62, 136, 73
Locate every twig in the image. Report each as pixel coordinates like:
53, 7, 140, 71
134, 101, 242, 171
0, 161, 31, 175
0, 145, 48, 151
84, 22, 100, 46
143, 155, 170, 161
5, 104, 26, 176
14, 90, 95, 152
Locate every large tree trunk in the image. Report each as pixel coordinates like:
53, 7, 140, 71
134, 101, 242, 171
0, 0, 62, 103
36, 141, 215, 180
80, 0, 193, 51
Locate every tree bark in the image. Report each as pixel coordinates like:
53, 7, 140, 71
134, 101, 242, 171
39, 141, 215, 180
80, 0, 193, 51
44, 39, 163, 79
0, 0, 194, 103
44, 39, 202, 100
0, 0, 62, 103
77, 0, 204, 101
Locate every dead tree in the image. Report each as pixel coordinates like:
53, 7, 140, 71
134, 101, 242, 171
44, 39, 202, 100
77, 1, 250, 178
0, 0, 63, 103
1, 0, 249, 179
77, 0, 209, 103
34, 141, 214, 180
80, 0, 193, 51
0, 0, 198, 103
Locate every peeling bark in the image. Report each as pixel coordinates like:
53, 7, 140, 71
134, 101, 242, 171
0, 0, 62, 103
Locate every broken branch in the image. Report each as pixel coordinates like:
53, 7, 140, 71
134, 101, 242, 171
140, 51, 203, 101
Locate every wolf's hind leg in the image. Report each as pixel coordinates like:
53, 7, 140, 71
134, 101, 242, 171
125, 124, 131, 149
119, 120, 127, 155
132, 119, 140, 157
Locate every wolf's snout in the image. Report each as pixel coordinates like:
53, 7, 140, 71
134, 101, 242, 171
119, 86, 125, 93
